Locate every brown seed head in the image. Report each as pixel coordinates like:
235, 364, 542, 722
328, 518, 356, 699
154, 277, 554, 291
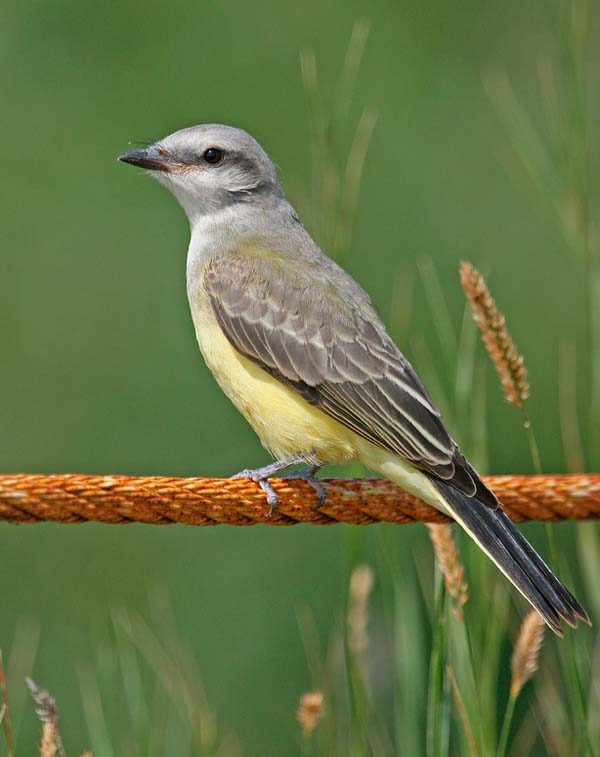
297, 691, 324, 737
26, 678, 64, 757
460, 261, 530, 409
427, 524, 469, 619
347, 563, 375, 653
510, 611, 545, 698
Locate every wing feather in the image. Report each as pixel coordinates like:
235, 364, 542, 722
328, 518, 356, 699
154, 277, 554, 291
205, 253, 496, 506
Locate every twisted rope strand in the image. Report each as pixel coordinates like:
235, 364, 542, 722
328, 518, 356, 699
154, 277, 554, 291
0, 473, 599, 526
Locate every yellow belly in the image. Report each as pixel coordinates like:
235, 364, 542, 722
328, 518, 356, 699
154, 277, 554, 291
194, 314, 357, 464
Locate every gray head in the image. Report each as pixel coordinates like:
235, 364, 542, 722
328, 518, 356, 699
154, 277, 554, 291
119, 124, 283, 222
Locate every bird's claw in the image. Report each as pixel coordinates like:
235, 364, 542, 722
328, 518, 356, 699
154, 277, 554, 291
259, 479, 279, 517
231, 466, 282, 517
282, 466, 327, 510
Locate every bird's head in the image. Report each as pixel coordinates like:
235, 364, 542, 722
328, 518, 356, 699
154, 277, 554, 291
119, 124, 282, 222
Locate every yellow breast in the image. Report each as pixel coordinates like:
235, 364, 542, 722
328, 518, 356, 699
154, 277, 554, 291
190, 298, 357, 464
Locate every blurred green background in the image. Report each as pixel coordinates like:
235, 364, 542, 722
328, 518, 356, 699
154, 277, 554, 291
1, 1, 598, 755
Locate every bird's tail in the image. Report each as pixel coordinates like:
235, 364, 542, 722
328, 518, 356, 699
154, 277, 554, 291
430, 478, 590, 636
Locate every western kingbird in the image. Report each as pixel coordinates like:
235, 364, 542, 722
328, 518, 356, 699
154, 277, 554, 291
119, 124, 588, 635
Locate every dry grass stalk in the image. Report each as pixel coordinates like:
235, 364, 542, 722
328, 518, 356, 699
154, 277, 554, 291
26, 678, 65, 756
347, 563, 375, 654
460, 261, 530, 408
40, 721, 58, 757
510, 611, 545, 698
446, 665, 478, 757
427, 524, 469, 619
297, 691, 324, 738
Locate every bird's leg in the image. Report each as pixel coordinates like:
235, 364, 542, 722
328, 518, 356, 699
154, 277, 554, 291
231, 456, 308, 516
231, 457, 326, 515
281, 464, 327, 510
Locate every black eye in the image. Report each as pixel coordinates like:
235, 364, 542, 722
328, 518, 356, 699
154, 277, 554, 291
203, 147, 223, 164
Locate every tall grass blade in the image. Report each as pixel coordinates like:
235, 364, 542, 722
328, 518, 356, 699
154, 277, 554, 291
447, 615, 483, 755
301, 23, 374, 262
77, 665, 115, 757
454, 305, 478, 452
334, 20, 370, 130
426, 570, 450, 757
469, 360, 489, 473
388, 271, 414, 343
335, 107, 378, 257
392, 570, 427, 756
483, 71, 561, 206
5, 619, 40, 750
577, 523, 600, 623
559, 340, 585, 473
418, 258, 457, 371
409, 335, 453, 426
110, 608, 150, 745
0, 651, 15, 757
446, 665, 477, 757
478, 579, 511, 748
587, 636, 600, 749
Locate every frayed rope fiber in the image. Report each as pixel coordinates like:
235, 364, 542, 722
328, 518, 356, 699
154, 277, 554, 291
0, 473, 599, 526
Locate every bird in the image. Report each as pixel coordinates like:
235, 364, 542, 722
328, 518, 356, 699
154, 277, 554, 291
119, 123, 589, 636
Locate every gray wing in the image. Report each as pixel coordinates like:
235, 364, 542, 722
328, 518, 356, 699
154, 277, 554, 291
205, 252, 497, 507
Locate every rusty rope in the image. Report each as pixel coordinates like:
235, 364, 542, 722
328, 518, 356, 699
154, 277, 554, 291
0, 473, 599, 526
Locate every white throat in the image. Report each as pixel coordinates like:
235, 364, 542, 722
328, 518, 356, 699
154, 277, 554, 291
185, 205, 247, 303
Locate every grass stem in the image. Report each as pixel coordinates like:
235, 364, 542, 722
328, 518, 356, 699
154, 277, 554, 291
496, 694, 516, 757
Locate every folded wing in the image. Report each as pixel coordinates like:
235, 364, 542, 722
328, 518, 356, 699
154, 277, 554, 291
205, 251, 497, 508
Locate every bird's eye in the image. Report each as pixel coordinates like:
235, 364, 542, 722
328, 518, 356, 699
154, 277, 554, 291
203, 147, 223, 165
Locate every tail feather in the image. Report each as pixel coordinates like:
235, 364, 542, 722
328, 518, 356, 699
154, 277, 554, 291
430, 478, 590, 636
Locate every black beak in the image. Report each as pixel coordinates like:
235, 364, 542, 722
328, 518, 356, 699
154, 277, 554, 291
118, 147, 173, 172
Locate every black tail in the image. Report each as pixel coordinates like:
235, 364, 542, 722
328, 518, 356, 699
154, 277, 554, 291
430, 478, 590, 636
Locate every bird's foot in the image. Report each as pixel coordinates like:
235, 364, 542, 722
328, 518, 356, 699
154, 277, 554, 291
239, 474, 279, 515
231, 458, 307, 517
281, 465, 326, 510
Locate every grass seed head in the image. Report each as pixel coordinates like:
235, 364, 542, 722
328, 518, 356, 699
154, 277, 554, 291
460, 261, 530, 409
427, 523, 469, 619
347, 563, 375, 653
26, 678, 64, 756
510, 611, 545, 698
40, 721, 58, 757
297, 691, 324, 737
